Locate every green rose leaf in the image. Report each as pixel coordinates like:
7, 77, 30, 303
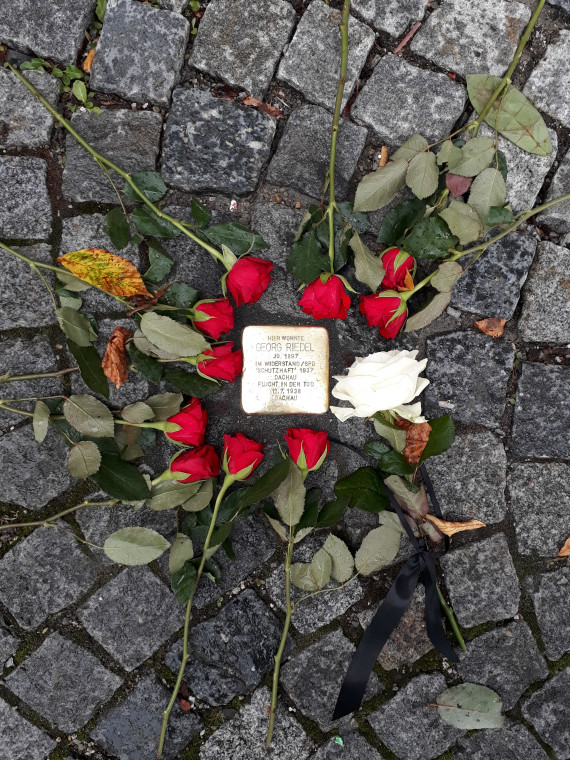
67, 440, 102, 478
377, 198, 426, 246
145, 392, 183, 421
354, 160, 408, 212
204, 222, 267, 255
190, 196, 211, 227
488, 205, 515, 225
402, 216, 459, 260
272, 459, 306, 527
56, 269, 92, 292
350, 232, 386, 292
447, 136, 495, 177
291, 563, 319, 591
171, 560, 198, 604
143, 241, 174, 284
91, 453, 151, 501
296, 487, 321, 531
68, 341, 109, 398
309, 547, 332, 588
405, 291, 452, 332
162, 368, 219, 398
103, 526, 170, 566
103, 207, 130, 250
239, 457, 294, 511
169, 533, 194, 574
32, 400, 51, 444
384, 475, 429, 519
439, 201, 483, 246
363, 440, 391, 459
124, 171, 168, 202
181, 479, 214, 512
121, 401, 155, 424
420, 415, 455, 462
147, 480, 201, 511
128, 342, 164, 383
437, 140, 462, 167
336, 201, 370, 233
316, 494, 350, 529
323, 534, 354, 583
430, 261, 463, 293
334, 466, 389, 513
437, 683, 504, 729
140, 312, 210, 358
56, 306, 97, 347
163, 282, 201, 309
391, 134, 429, 162
468, 167, 507, 226
355, 514, 403, 576
377, 449, 415, 476
63, 394, 114, 437
406, 150, 439, 199
467, 74, 551, 156
131, 206, 180, 239
373, 417, 406, 453
288, 231, 328, 283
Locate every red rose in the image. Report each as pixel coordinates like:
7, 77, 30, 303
170, 445, 220, 483
298, 274, 351, 320
198, 343, 243, 381
359, 291, 407, 339
165, 398, 207, 447
284, 428, 330, 472
193, 298, 234, 340
227, 256, 273, 306
223, 432, 264, 480
380, 248, 415, 292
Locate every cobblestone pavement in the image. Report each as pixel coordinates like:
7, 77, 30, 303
1, 1, 569, 759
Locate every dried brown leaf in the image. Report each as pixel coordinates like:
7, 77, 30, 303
557, 537, 570, 557
240, 95, 284, 119
101, 327, 131, 389
395, 419, 432, 464
425, 514, 486, 536
474, 318, 506, 338
125, 282, 171, 316
83, 48, 95, 72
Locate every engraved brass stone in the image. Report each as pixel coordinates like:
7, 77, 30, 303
241, 325, 329, 414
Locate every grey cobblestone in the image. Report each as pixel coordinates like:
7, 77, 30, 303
0, 157, 51, 239
162, 88, 276, 195
352, 55, 467, 146
251, 203, 304, 272
90, 0, 189, 107
537, 149, 570, 234
310, 733, 384, 760
277, 0, 375, 112
522, 668, 570, 758
0, 526, 99, 630
352, 0, 426, 37
0, 626, 18, 665
526, 568, 570, 661
518, 241, 570, 343
6, 632, 122, 731
0, 698, 56, 760
0, 69, 59, 149
62, 109, 162, 203
190, 0, 296, 98
440, 534, 520, 627
0, 244, 55, 330
524, 30, 570, 129
454, 721, 550, 760
77, 566, 183, 671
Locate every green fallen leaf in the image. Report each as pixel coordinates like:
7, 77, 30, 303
430, 261, 463, 293
439, 201, 483, 246
436, 683, 504, 729
403, 216, 458, 260
354, 160, 408, 212
140, 312, 209, 358
63, 394, 114, 437
67, 440, 102, 478
32, 400, 51, 444
447, 136, 495, 177
468, 168, 506, 227
103, 526, 170, 565
406, 150, 439, 199
350, 232, 385, 292
323, 534, 354, 583
405, 291, 452, 331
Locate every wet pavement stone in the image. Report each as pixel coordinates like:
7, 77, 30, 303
251, 203, 304, 272
512, 364, 570, 459
77, 566, 183, 671
277, 0, 375, 112
267, 105, 367, 200
352, 55, 467, 146
90, 0, 189, 107
0, 157, 51, 239
458, 620, 548, 710
508, 463, 570, 557
424, 331, 514, 427
0, 425, 72, 510
0, 69, 59, 149
0, 0, 95, 65
440, 534, 520, 627
410, 0, 530, 76
526, 567, 570, 661
309, 733, 384, 760
524, 30, 570, 129
200, 686, 313, 760
0, 626, 18, 665
0, 244, 55, 329
90, 673, 203, 760
425, 431, 507, 524
368, 673, 464, 760
451, 231, 537, 320
537, 149, 570, 233
0, 526, 99, 631
166, 589, 285, 705
454, 720, 550, 760
6, 632, 122, 732
352, 0, 426, 37
62, 109, 162, 203
190, 0, 296, 98
281, 629, 381, 731
162, 88, 276, 195
522, 668, 570, 758
0, 698, 56, 760
518, 242, 570, 343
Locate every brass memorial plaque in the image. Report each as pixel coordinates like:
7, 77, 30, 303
241, 326, 329, 414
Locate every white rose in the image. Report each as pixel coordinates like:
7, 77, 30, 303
330, 349, 429, 423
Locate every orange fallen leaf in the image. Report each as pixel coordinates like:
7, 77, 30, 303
83, 48, 95, 72
180, 699, 191, 712
474, 317, 506, 338
557, 537, 570, 557
395, 418, 432, 464
240, 95, 285, 119
101, 327, 131, 389
58, 249, 152, 299
425, 514, 486, 536
379, 145, 389, 167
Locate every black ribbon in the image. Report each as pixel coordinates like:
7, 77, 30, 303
332, 464, 459, 721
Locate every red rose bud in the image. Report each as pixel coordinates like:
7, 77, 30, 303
284, 428, 330, 472
227, 256, 273, 306
193, 298, 234, 340
359, 290, 407, 339
170, 445, 220, 483
380, 248, 415, 292
222, 432, 264, 480
298, 274, 351, 320
198, 343, 243, 382
165, 398, 207, 447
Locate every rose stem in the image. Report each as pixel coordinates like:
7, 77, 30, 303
0, 367, 79, 383
157, 475, 234, 759
326, 0, 351, 273
0, 499, 118, 532
7, 64, 227, 268
436, 584, 466, 652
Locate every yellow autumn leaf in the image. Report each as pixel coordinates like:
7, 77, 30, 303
425, 514, 486, 537
58, 248, 152, 299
